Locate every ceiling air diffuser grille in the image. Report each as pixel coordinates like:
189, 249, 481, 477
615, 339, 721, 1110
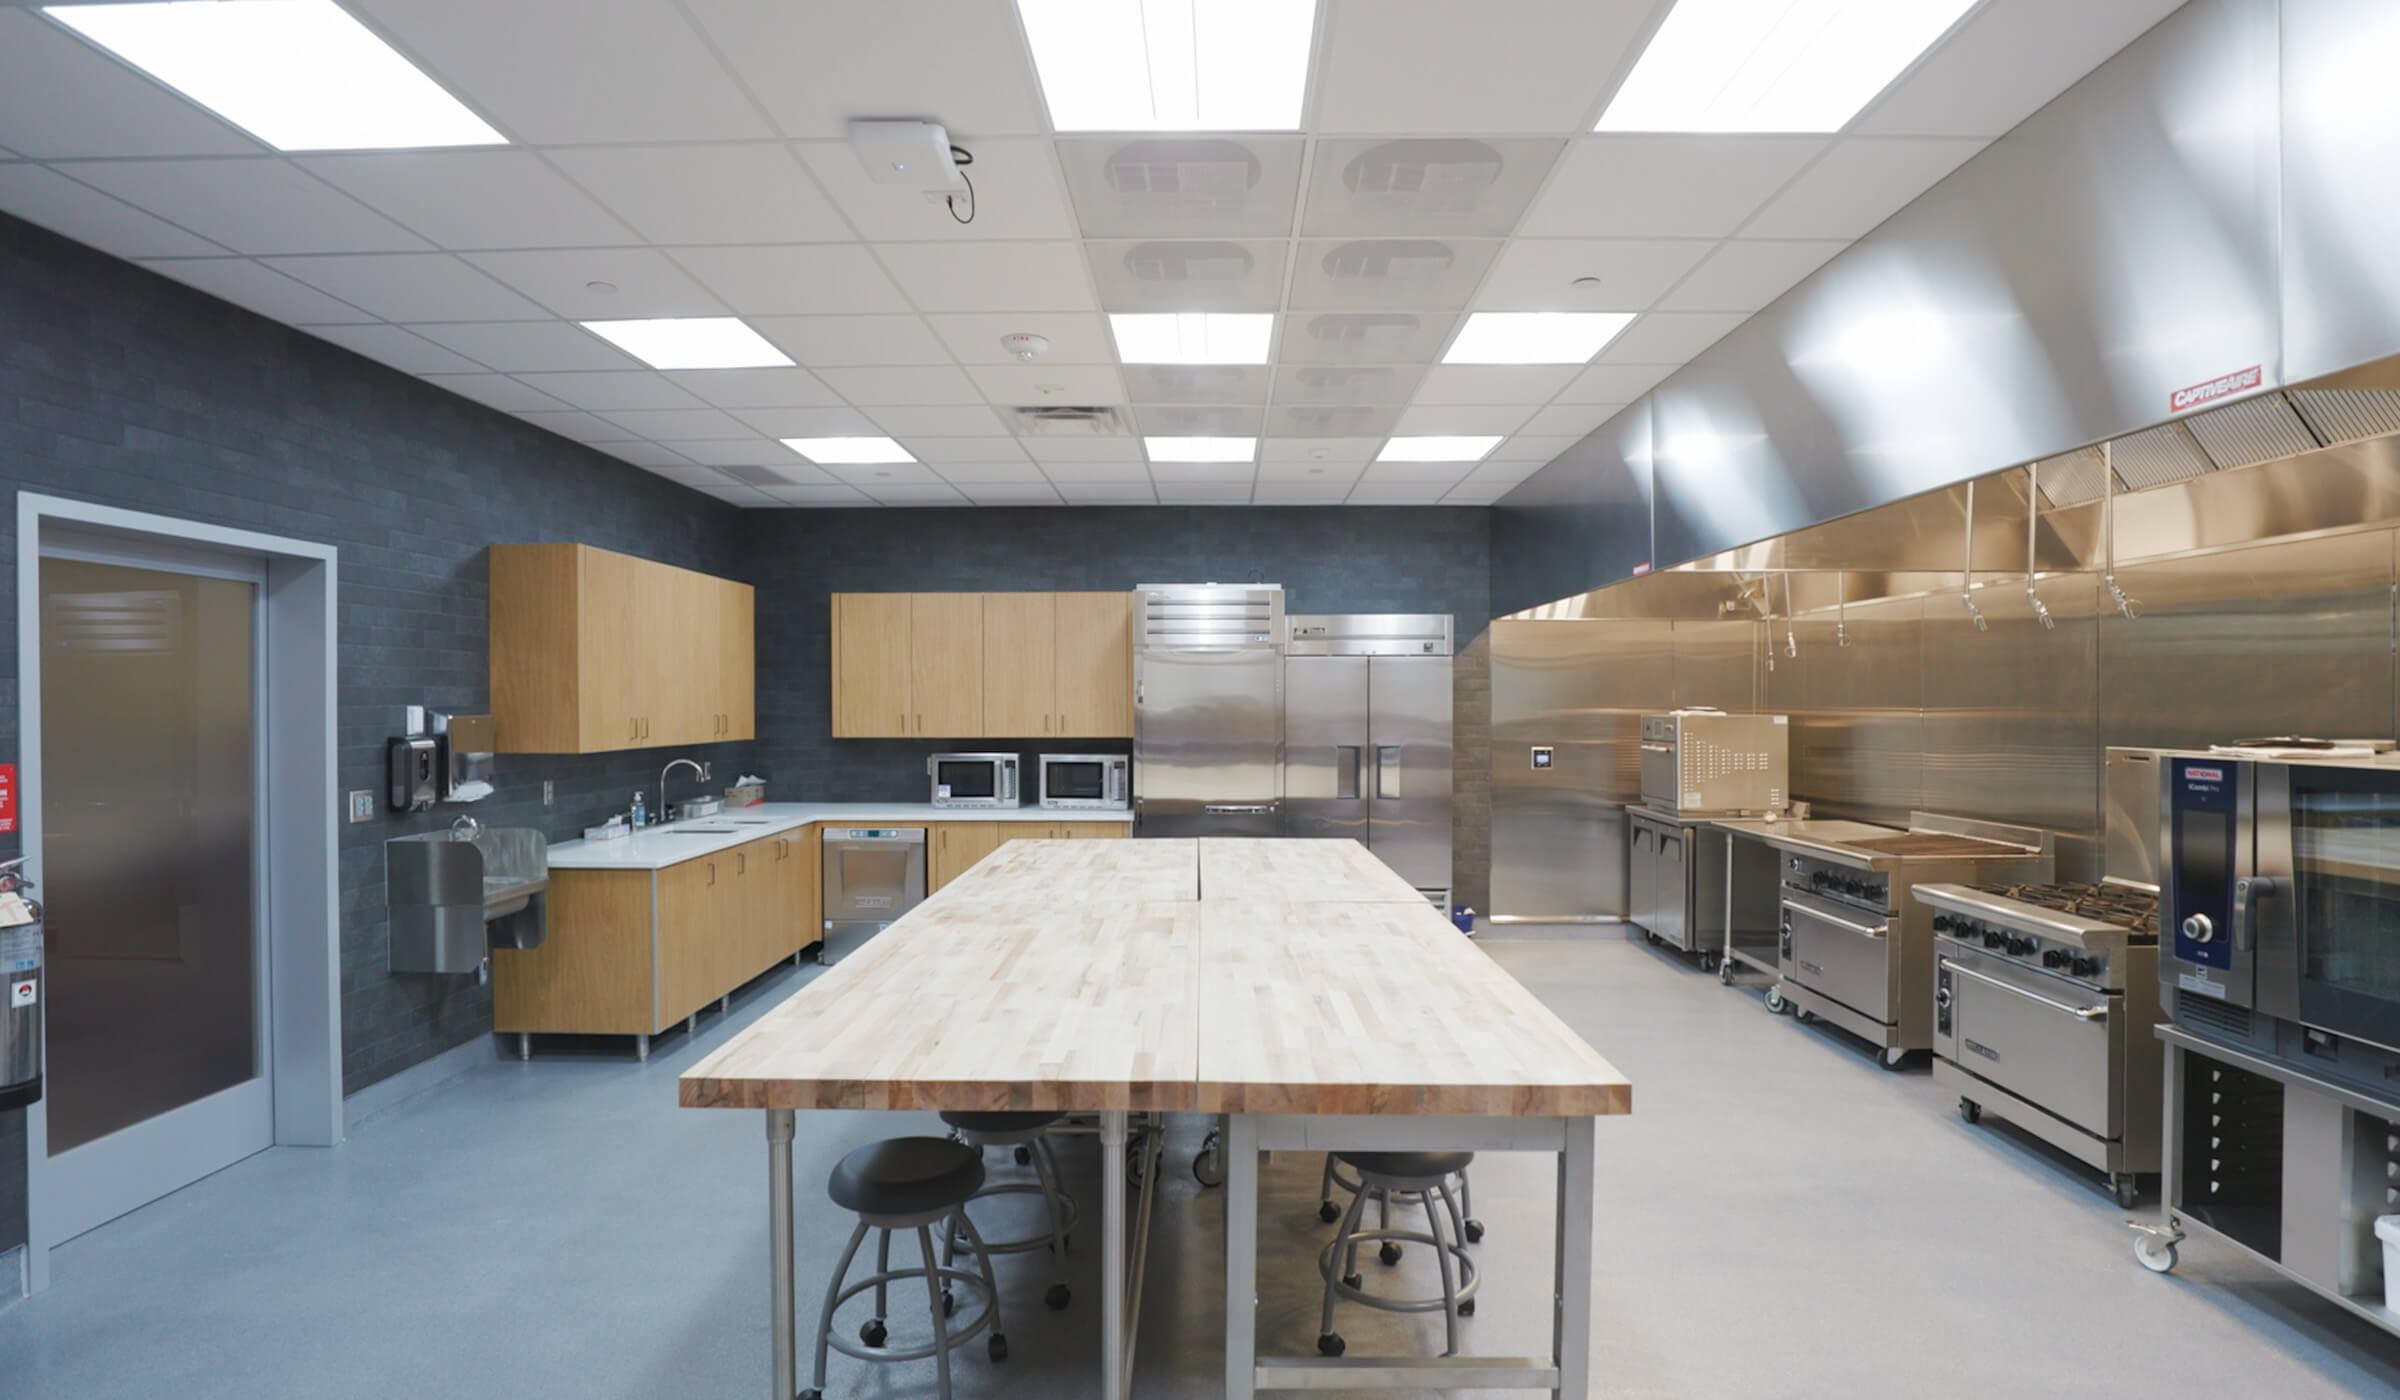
1010, 405, 1127, 437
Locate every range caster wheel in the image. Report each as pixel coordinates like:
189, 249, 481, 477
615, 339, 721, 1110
1642, 930, 1661, 945
801, 1391, 822, 1400
2113, 1176, 2141, 1210
2134, 1233, 2179, 1274
1015, 1145, 1033, 1166
942, 1289, 957, 1318
1317, 1334, 1346, 1358
1718, 960, 1737, 986
1700, 952, 1722, 973
1463, 1219, 1486, 1243
1045, 1282, 1072, 1311
859, 1318, 888, 1348
988, 1334, 1009, 1363
1458, 1298, 1476, 1317
1318, 1201, 1342, 1223
1879, 1047, 1913, 1072
1379, 1242, 1403, 1267
1957, 1098, 1982, 1125
1762, 986, 1790, 1015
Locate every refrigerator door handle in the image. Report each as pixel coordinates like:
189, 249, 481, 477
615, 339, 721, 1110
1337, 745, 1362, 801
1376, 745, 1401, 799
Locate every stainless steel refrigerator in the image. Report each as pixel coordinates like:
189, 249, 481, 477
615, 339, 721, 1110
1283, 614, 1453, 905
1132, 584, 1284, 838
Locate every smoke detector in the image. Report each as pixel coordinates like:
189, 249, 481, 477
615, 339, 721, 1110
1000, 333, 1051, 362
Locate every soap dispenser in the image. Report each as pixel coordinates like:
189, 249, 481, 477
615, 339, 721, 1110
630, 790, 647, 827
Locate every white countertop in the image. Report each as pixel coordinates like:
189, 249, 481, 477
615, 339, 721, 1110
547, 802, 1131, 870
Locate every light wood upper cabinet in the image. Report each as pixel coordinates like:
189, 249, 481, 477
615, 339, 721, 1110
490, 543, 757, 753
1054, 591, 1133, 738
832, 590, 1131, 740
717, 579, 755, 740
909, 594, 984, 738
831, 593, 912, 737
981, 592, 1056, 738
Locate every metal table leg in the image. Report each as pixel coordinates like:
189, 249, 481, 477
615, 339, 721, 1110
1222, 1113, 1259, 1400
768, 1109, 796, 1400
1552, 1116, 1595, 1399
1101, 1109, 1128, 1400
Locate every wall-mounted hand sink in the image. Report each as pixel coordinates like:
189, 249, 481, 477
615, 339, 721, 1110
387, 826, 548, 974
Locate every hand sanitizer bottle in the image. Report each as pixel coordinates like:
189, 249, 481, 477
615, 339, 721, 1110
630, 790, 647, 827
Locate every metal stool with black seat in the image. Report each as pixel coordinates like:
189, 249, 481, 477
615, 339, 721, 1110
1315, 1150, 1481, 1359
1316, 1150, 1486, 1246
802, 1137, 1006, 1400
938, 1109, 1078, 1310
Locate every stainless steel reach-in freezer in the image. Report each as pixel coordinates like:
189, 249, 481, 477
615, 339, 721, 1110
1488, 618, 1658, 922
1284, 614, 1453, 907
1132, 583, 1285, 839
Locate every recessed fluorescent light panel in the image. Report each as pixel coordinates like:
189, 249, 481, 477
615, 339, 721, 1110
1596, 0, 1977, 133
45, 0, 506, 152
1377, 436, 1503, 463
1444, 312, 1636, 365
782, 437, 917, 465
1108, 313, 1273, 365
1145, 436, 1256, 462
1016, 0, 1317, 132
580, 318, 793, 371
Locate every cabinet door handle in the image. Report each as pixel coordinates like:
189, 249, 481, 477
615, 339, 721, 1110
1044, 713, 1051, 733
737, 852, 746, 875
706, 862, 716, 886
897, 710, 905, 733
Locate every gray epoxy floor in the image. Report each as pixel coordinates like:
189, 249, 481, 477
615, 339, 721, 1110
7, 930, 2400, 1398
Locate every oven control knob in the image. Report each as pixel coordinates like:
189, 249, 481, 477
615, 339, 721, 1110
2072, 956, 2101, 979
1933, 915, 1954, 933
2042, 949, 2066, 969
1984, 930, 2006, 949
2182, 913, 2215, 944
1811, 870, 1832, 889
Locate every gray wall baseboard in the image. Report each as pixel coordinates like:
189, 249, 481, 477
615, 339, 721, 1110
342, 1033, 500, 1135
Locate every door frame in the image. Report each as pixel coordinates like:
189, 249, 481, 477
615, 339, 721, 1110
15, 494, 340, 1293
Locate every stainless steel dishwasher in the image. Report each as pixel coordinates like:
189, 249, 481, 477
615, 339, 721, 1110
819, 827, 927, 964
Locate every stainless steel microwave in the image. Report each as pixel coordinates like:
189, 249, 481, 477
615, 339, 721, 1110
928, 753, 1018, 809
1038, 753, 1128, 811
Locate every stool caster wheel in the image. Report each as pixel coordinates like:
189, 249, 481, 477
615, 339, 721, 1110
1459, 1299, 1476, 1317
1317, 1333, 1345, 1358
988, 1334, 1009, 1363
1341, 1272, 1363, 1290
1379, 1242, 1403, 1267
859, 1318, 888, 1348
1463, 1219, 1486, 1243
942, 1289, 956, 1318
1015, 1146, 1032, 1166
1045, 1282, 1071, 1310
800, 1391, 822, 1400
1317, 1201, 1341, 1223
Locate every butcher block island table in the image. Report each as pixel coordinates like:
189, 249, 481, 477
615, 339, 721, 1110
681, 838, 1629, 1400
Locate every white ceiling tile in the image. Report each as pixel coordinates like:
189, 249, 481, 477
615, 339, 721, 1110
967, 364, 1126, 406
820, 461, 943, 487
1155, 483, 1254, 504
300, 324, 486, 375
815, 366, 983, 406
464, 248, 728, 319
1392, 404, 1536, 435
62, 158, 426, 255
931, 312, 1113, 365
1361, 461, 1473, 483
0, 165, 223, 258
1129, 365, 1275, 404
1026, 438, 1143, 464
587, 441, 701, 469
1085, 238, 1289, 313
685, 0, 1045, 139
752, 314, 953, 366
262, 253, 547, 321
1856, 0, 2186, 138
663, 368, 844, 409
1441, 484, 1514, 504
0, 10, 259, 158
730, 405, 880, 437
1272, 364, 1421, 406
1254, 461, 1366, 484
547, 145, 852, 245
1056, 483, 1159, 503
300, 152, 635, 249
671, 439, 818, 468
1517, 403, 1622, 437
759, 483, 876, 506
422, 374, 571, 413
138, 258, 375, 324
1149, 462, 1255, 482
514, 409, 631, 443
672, 245, 912, 316
1041, 461, 1153, 484
1743, 138, 1987, 239
1301, 137, 1563, 238
1315, 0, 1654, 133
643, 464, 737, 487
1485, 434, 1589, 462
931, 462, 1047, 483
1597, 312, 1750, 365
1277, 311, 1458, 365
1658, 240, 1847, 313
352, 0, 772, 144
1464, 459, 1543, 484
1252, 482, 1357, 504
1520, 137, 1826, 239
962, 485, 1066, 505
512, 371, 706, 412
1287, 239, 1501, 311
594, 408, 753, 440
1056, 137, 1305, 239
1264, 403, 1404, 438
1347, 482, 1454, 504
1473, 239, 1714, 312
875, 241, 1094, 313
407, 321, 638, 373
797, 137, 1074, 241
862, 405, 1012, 437
1410, 366, 1581, 405
904, 437, 1031, 465
1554, 362, 1673, 404
1261, 438, 1382, 465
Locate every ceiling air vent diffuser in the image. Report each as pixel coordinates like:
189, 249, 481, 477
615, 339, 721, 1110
1010, 405, 1127, 437
1123, 241, 1253, 282
2288, 388, 2400, 448
1306, 313, 1420, 352
1103, 139, 1261, 212
1322, 240, 1454, 281
720, 464, 805, 487
2183, 392, 2322, 470
1342, 139, 1503, 216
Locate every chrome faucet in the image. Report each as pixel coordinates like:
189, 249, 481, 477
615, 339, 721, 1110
658, 758, 706, 825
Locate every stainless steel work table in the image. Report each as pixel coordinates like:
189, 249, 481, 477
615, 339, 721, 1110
681, 838, 1630, 1399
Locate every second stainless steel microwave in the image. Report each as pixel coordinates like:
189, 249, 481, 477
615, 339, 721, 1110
928, 752, 1018, 809
1038, 753, 1129, 810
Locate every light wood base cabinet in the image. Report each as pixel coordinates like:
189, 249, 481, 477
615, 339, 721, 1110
494, 826, 817, 1037
931, 819, 1125, 891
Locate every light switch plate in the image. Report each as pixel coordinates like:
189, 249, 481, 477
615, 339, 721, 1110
543, 780, 553, 806
346, 790, 375, 823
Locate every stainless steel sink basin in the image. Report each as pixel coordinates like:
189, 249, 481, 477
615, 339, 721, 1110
387, 826, 548, 973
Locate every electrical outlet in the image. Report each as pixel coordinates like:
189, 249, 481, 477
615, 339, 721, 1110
346, 790, 375, 823
701, 761, 712, 781
542, 780, 553, 807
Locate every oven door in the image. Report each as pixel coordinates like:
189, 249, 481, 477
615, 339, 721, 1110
2266, 763, 2400, 1055
1937, 949, 2119, 1139
1781, 887, 1893, 1024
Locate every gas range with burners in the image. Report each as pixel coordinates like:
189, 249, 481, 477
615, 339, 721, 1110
1913, 879, 2164, 1205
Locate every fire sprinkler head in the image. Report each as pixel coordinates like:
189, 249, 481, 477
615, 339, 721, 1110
1001, 332, 1051, 362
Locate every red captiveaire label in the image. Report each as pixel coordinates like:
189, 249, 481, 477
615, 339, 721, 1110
2170, 366, 2262, 413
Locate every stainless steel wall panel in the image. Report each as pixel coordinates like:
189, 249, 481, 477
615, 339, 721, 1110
1789, 596, 1927, 829
2280, 0, 2400, 382
1670, 620, 1757, 713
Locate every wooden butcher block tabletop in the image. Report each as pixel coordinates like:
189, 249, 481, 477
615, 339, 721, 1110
1198, 837, 1430, 904
935, 836, 1200, 903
